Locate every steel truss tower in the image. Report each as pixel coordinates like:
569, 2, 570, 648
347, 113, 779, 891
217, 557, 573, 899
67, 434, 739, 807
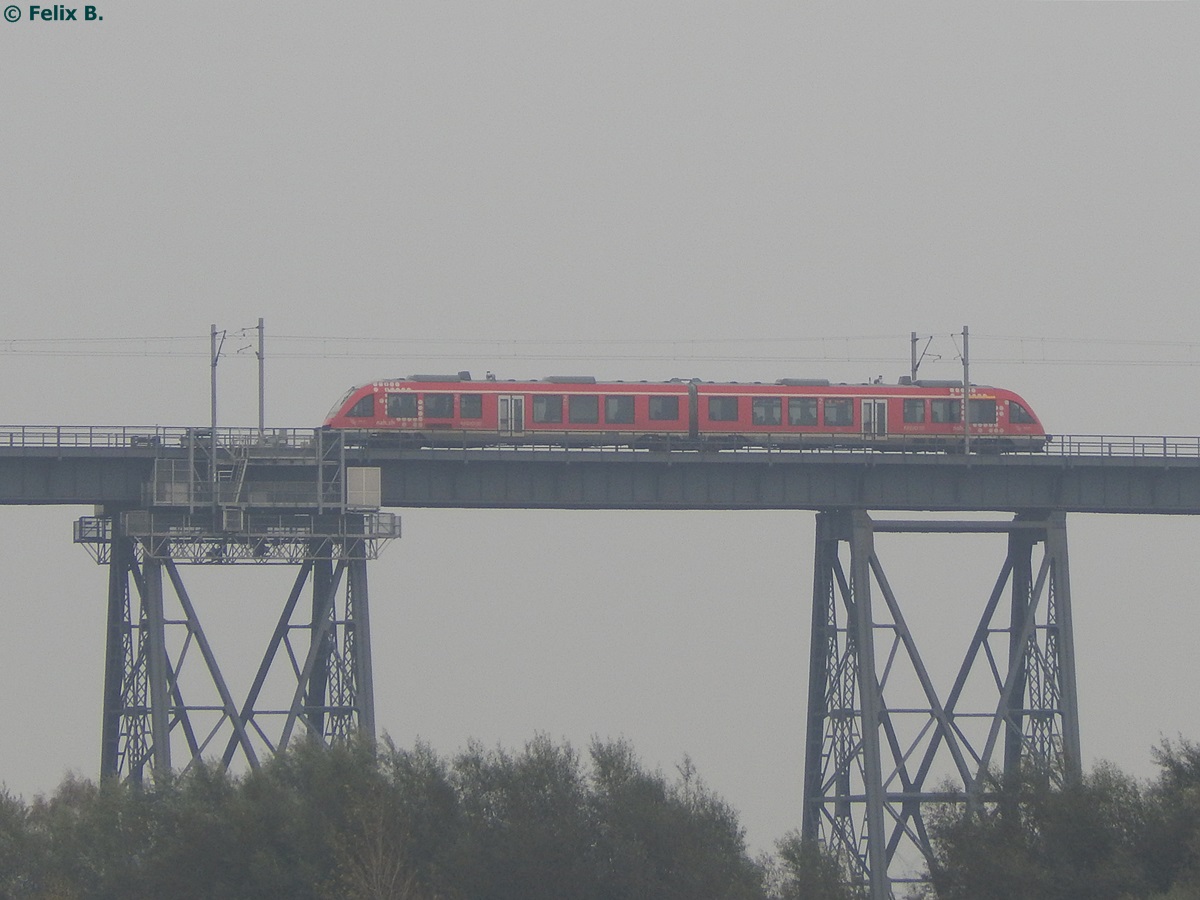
78, 515, 395, 784
802, 510, 1081, 899
73, 429, 400, 784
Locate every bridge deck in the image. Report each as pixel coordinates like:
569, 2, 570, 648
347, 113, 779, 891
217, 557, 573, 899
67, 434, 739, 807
0, 426, 1197, 513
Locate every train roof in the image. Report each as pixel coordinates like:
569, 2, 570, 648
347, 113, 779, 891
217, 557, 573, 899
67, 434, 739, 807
371, 373, 995, 389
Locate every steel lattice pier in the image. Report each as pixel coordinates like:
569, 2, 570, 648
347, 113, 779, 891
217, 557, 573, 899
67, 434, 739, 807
801, 510, 1081, 899
74, 430, 399, 785
91, 517, 387, 784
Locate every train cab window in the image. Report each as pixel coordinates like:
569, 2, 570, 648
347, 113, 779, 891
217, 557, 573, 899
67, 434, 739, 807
347, 395, 375, 418
930, 399, 961, 424
903, 399, 925, 424
708, 396, 739, 422
386, 393, 418, 418
823, 398, 853, 427
424, 394, 455, 418
969, 399, 997, 424
569, 395, 600, 424
788, 398, 818, 426
1009, 401, 1036, 424
648, 396, 679, 421
460, 394, 483, 419
752, 397, 782, 426
605, 396, 635, 424
532, 394, 564, 424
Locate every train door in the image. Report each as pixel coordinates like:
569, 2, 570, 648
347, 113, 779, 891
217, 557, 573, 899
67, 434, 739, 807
498, 395, 525, 437
862, 399, 887, 440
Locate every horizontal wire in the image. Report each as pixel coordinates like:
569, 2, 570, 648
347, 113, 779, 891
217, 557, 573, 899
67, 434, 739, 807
2, 351, 1199, 369
2, 333, 1200, 367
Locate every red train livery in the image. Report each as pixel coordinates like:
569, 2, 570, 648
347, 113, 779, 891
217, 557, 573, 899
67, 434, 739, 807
323, 373, 1049, 451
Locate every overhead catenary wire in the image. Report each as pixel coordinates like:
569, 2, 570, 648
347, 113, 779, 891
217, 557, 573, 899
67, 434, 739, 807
1, 333, 1200, 367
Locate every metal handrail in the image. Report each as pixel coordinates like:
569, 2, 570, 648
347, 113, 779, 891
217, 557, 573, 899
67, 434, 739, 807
0, 426, 316, 450
2, 426, 1200, 459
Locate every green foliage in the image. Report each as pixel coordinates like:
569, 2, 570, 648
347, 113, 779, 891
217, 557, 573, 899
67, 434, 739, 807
772, 832, 863, 900
24, 775, 160, 899
26, 736, 1200, 899
0, 785, 41, 898
448, 735, 596, 900
1142, 739, 1200, 895
0, 735, 857, 900
586, 741, 764, 900
922, 747, 1200, 900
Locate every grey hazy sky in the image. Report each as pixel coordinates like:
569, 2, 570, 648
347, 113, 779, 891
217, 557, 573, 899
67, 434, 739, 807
2, 3, 1199, 854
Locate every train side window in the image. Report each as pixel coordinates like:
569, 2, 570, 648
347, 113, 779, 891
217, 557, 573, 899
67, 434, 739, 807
752, 397, 781, 426
386, 393, 418, 418
424, 394, 455, 418
532, 395, 564, 424
648, 396, 679, 421
460, 394, 483, 419
605, 396, 635, 424
823, 398, 853, 426
903, 399, 925, 423
708, 396, 739, 422
569, 395, 599, 424
930, 399, 961, 424
969, 399, 996, 424
1009, 401, 1035, 424
788, 398, 818, 426
347, 395, 375, 418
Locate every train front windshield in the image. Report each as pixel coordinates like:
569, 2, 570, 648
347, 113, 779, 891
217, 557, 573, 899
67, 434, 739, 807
325, 386, 363, 422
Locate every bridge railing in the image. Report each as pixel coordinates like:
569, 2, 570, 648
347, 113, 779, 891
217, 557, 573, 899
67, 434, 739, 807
0, 426, 318, 450
1, 426, 1200, 459
1046, 435, 1200, 458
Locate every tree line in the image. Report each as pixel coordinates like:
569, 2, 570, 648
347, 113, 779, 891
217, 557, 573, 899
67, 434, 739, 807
919, 738, 1200, 900
4, 735, 1200, 899
0, 736, 846, 900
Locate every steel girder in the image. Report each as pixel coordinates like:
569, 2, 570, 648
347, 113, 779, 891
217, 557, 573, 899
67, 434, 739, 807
98, 519, 377, 784
801, 510, 1081, 899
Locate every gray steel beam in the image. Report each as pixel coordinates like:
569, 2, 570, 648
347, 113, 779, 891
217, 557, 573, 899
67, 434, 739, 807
1048, 517, 1082, 780
849, 513, 890, 900
1004, 527, 1035, 791
802, 514, 836, 842
347, 548, 376, 743
142, 556, 171, 778
367, 450, 1200, 514
306, 549, 336, 740
6, 441, 1200, 512
0, 454, 151, 504
100, 524, 133, 779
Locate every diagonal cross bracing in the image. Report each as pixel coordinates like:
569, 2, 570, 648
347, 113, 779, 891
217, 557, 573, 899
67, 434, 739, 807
801, 510, 1081, 899
93, 517, 380, 785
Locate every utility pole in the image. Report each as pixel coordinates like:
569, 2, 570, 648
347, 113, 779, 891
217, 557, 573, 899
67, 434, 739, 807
210, 325, 219, 438
257, 318, 265, 442
962, 325, 970, 455
210, 324, 225, 510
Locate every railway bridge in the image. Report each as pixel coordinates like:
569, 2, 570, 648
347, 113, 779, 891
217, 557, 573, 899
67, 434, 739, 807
4, 425, 1200, 898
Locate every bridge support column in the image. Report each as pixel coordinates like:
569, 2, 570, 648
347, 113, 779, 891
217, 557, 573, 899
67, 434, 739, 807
100, 520, 143, 781
273, 543, 377, 755
801, 510, 1081, 897
88, 513, 395, 784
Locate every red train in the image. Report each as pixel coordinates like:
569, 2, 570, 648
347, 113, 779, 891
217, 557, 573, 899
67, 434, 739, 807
323, 373, 1049, 451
